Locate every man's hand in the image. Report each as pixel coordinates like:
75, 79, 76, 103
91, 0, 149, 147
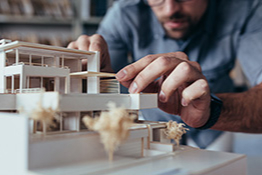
116, 52, 211, 128
68, 34, 114, 73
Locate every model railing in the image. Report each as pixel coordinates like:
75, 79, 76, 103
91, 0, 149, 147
5, 89, 12, 93
10, 62, 69, 69
14, 88, 45, 93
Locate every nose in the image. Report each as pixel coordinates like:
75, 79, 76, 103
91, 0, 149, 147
162, 0, 181, 16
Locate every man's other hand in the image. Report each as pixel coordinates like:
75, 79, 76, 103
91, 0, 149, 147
68, 34, 114, 73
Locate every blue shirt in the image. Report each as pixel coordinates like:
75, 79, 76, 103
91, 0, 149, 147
96, 0, 262, 148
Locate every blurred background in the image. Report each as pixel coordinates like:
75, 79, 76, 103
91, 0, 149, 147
0, 0, 262, 175
0, 0, 114, 47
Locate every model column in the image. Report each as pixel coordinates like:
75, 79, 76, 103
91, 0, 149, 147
0, 51, 6, 93
87, 51, 100, 94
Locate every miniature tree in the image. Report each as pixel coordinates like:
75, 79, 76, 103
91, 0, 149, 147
164, 121, 189, 146
82, 102, 136, 161
30, 102, 59, 134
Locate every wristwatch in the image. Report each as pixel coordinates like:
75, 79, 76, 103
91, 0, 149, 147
196, 93, 223, 130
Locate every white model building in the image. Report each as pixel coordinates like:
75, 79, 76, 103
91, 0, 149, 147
0, 39, 247, 175
0, 39, 156, 132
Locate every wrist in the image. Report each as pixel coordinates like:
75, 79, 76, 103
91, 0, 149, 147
195, 93, 223, 130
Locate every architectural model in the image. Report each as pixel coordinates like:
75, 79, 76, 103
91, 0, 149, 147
0, 39, 247, 175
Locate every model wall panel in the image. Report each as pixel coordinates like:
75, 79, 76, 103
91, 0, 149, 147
70, 78, 82, 93
132, 94, 158, 109
29, 133, 106, 169
128, 128, 148, 139
0, 94, 16, 110
115, 138, 144, 158
0, 113, 29, 175
16, 92, 59, 113
23, 66, 70, 77
59, 94, 132, 111
129, 94, 158, 109
4, 64, 23, 75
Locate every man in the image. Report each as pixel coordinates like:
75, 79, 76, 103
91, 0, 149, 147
68, 0, 262, 148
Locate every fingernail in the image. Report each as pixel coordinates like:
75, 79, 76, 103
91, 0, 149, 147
159, 91, 166, 102
116, 70, 127, 80
129, 82, 138, 93
181, 98, 188, 106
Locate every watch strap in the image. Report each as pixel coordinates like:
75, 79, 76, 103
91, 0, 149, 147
195, 94, 222, 130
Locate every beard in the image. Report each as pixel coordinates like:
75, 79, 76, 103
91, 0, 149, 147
159, 12, 198, 40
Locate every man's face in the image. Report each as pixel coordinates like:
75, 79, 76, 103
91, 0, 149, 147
151, 0, 208, 39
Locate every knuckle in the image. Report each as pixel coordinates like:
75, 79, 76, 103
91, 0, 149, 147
175, 51, 186, 56
157, 56, 172, 67
143, 54, 155, 63
198, 79, 209, 89
197, 79, 209, 97
168, 52, 178, 56
182, 89, 189, 99
191, 61, 202, 72
179, 61, 191, 73
78, 35, 90, 42
174, 51, 189, 60
92, 34, 104, 41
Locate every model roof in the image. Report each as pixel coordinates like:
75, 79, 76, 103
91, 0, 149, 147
0, 40, 96, 58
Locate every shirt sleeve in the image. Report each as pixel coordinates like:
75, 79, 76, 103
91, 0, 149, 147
237, 1, 262, 86
97, 2, 130, 72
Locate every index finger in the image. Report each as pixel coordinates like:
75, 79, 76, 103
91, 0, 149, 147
127, 56, 189, 93
116, 52, 188, 81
